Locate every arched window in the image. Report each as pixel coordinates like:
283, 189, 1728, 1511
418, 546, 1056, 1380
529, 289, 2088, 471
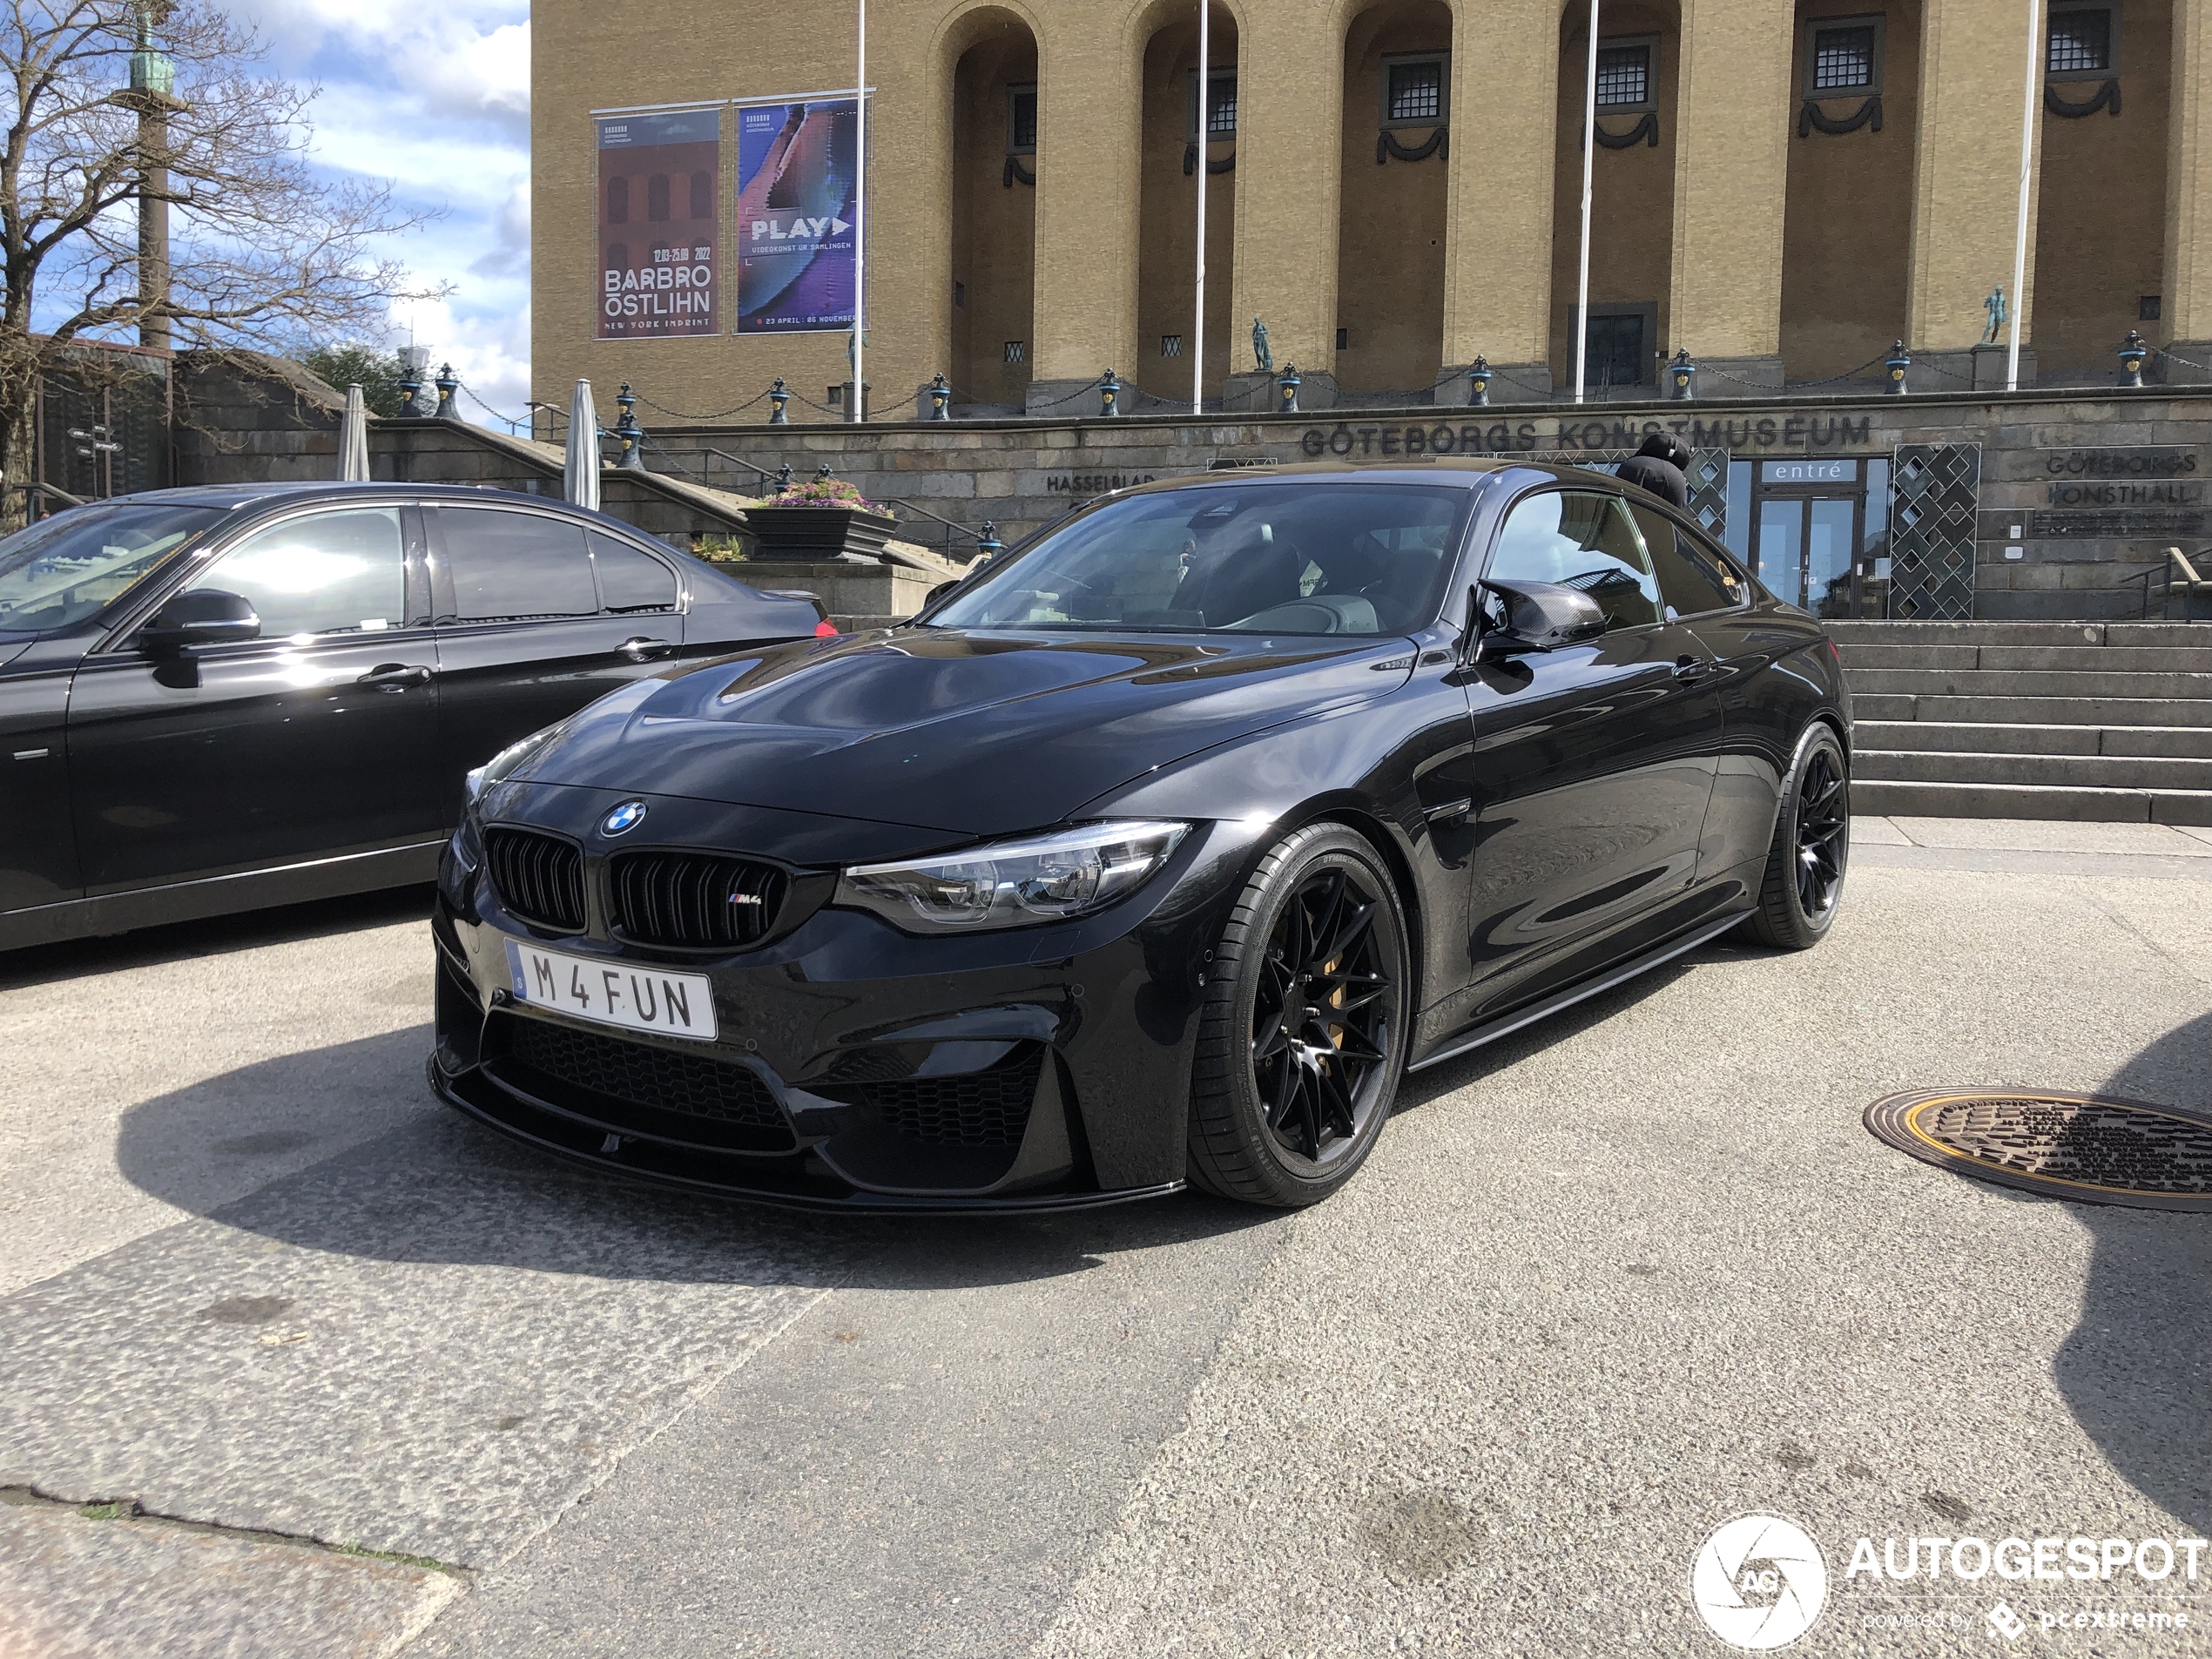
690, 170, 712, 219
607, 176, 629, 224
647, 174, 671, 221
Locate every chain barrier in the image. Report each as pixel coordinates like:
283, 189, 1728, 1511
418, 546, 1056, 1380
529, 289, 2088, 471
2151, 344, 2212, 374
631, 388, 775, 422
463, 387, 557, 434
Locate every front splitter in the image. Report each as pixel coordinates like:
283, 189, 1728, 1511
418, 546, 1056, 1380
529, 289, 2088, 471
428, 1057, 1186, 1216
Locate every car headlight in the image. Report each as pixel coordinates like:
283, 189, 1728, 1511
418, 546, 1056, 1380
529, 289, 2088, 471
466, 724, 564, 802
834, 820, 1190, 934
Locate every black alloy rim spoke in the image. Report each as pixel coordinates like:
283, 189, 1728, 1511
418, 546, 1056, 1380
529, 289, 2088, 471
1795, 752, 1849, 916
1249, 861, 1398, 1165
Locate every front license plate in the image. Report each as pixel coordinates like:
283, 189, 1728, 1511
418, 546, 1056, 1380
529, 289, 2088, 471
501, 938, 718, 1042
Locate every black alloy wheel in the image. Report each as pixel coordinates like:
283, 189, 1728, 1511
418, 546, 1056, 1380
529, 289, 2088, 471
1188, 824, 1410, 1206
1740, 721, 1850, 950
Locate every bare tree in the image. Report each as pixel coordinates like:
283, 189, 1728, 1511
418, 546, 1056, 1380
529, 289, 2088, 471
0, 0, 440, 523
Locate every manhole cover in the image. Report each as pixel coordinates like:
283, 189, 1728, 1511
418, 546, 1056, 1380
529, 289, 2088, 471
1865, 1090, 2212, 1211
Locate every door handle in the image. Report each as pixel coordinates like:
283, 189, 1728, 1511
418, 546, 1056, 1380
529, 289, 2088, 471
622, 636, 678, 662
1672, 656, 1720, 683
357, 662, 432, 689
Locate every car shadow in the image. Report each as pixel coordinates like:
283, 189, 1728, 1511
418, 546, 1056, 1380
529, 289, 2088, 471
0, 884, 437, 994
2048, 1007, 2212, 1533
111, 1027, 1281, 1294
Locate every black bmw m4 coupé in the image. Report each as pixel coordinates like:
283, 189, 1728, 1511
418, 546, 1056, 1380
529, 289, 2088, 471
433, 460, 1851, 1211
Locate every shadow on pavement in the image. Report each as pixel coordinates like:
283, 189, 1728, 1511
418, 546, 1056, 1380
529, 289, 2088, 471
0, 885, 436, 994
112, 1028, 1279, 1294
2047, 1008, 2212, 1534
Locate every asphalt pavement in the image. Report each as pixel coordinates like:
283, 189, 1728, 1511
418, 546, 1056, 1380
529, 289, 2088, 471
1, 816, 2207, 1658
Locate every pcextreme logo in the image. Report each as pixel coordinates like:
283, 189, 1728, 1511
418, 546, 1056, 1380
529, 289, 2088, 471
1690, 1514, 1830, 1649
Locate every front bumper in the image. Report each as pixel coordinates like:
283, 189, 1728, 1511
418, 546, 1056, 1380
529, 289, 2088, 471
429, 785, 1258, 1212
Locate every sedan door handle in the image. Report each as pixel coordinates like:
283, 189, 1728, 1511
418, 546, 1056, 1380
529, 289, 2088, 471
622, 636, 678, 662
357, 662, 433, 689
1672, 656, 1720, 684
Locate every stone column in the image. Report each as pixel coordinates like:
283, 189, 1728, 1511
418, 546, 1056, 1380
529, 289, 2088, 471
2160, 0, 2212, 379
1905, 0, 2046, 388
1027, 10, 1143, 413
1438, 0, 1557, 403
1225, 0, 1341, 410
1665, 0, 1794, 391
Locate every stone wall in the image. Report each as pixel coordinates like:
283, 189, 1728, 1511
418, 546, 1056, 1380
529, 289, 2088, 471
648, 383, 2212, 621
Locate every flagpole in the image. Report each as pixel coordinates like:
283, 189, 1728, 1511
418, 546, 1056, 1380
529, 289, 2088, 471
2006, 0, 2039, 393
1574, 0, 1598, 405
1193, 0, 1208, 415
851, 0, 867, 423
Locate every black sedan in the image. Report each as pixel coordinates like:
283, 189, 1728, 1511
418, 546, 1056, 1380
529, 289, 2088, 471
0, 483, 829, 950
432, 461, 1851, 1211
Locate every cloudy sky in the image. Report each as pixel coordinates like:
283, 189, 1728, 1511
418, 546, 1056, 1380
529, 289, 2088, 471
233, 0, 532, 428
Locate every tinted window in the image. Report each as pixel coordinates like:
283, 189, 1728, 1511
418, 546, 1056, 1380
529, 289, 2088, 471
1627, 501, 1744, 617
195, 508, 406, 638
0, 502, 220, 631
1485, 490, 1662, 631
590, 531, 679, 612
441, 508, 598, 622
930, 482, 1467, 635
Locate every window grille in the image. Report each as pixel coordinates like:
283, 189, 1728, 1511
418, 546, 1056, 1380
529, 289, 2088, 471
1004, 341, 1026, 365
2047, 8, 2112, 73
1008, 85, 1037, 153
1189, 71, 1237, 138
1595, 44, 1650, 110
1388, 61, 1443, 122
1161, 335, 1184, 359
1811, 25, 1876, 91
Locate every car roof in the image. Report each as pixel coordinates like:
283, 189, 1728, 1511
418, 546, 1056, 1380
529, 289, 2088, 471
96, 482, 587, 511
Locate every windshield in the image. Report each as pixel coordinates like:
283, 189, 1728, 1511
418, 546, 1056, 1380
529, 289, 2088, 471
930, 481, 1473, 635
0, 502, 224, 632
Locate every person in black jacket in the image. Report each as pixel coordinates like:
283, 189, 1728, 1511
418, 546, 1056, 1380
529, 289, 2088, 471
1615, 432, 1690, 507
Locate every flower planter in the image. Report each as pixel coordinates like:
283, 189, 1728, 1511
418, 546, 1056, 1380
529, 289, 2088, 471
744, 505, 899, 563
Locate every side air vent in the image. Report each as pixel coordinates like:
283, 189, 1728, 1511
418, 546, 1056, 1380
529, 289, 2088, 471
483, 826, 587, 933
812, 1045, 1044, 1148
608, 850, 787, 949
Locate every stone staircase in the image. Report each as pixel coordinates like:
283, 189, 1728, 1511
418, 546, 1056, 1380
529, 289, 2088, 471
1831, 621, 2212, 824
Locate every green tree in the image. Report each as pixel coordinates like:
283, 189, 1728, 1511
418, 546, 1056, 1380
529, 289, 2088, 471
299, 342, 408, 416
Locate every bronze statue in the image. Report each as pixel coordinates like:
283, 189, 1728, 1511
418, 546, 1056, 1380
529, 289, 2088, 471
1981, 285, 2007, 347
1251, 317, 1271, 374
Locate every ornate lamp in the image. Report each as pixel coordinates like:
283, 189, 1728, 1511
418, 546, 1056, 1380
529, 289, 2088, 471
433, 362, 459, 420
928, 372, 952, 421
612, 381, 646, 470
1667, 348, 1696, 402
1099, 369, 1123, 418
769, 377, 791, 425
1886, 341, 1912, 397
1467, 355, 1493, 408
1277, 362, 1301, 415
2118, 330, 2149, 389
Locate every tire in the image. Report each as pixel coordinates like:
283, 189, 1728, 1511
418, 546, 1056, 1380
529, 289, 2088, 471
1187, 824, 1412, 1207
1737, 721, 1850, 950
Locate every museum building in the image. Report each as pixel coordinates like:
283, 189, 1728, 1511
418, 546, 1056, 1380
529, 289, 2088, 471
532, 0, 2212, 622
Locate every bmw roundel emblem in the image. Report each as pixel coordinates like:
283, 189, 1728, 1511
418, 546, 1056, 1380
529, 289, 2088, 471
601, 799, 648, 837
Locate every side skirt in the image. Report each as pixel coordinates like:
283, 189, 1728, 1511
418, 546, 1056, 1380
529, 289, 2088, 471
1407, 906, 1753, 1074
0, 840, 445, 952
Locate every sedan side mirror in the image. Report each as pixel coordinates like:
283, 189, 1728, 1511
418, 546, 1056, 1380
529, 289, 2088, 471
139, 589, 261, 655
1473, 578, 1607, 659
924, 579, 959, 609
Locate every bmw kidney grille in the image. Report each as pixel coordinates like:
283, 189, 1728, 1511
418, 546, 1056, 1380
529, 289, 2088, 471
608, 850, 789, 948
483, 826, 588, 933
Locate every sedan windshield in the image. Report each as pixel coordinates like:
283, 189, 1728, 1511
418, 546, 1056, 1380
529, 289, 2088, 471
0, 502, 223, 632
930, 482, 1472, 635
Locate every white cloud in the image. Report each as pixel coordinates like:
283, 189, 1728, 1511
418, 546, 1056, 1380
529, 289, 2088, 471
212, 0, 533, 430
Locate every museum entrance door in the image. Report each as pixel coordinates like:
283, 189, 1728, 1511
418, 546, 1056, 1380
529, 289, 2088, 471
1751, 457, 1884, 618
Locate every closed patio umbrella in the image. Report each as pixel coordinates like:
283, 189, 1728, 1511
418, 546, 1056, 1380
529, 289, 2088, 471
339, 384, 370, 482
564, 378, 600, 510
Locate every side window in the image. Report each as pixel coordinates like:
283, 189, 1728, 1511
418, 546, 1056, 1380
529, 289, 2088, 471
440, 508, 599, 623
1627, 501, 1744, 618
192, 508, 406, 639
1485, 489, 1662, 631
589, 531, 679, 612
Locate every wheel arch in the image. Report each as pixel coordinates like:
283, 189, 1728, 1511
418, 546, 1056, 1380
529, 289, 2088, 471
1275, 798, 1428, 1020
